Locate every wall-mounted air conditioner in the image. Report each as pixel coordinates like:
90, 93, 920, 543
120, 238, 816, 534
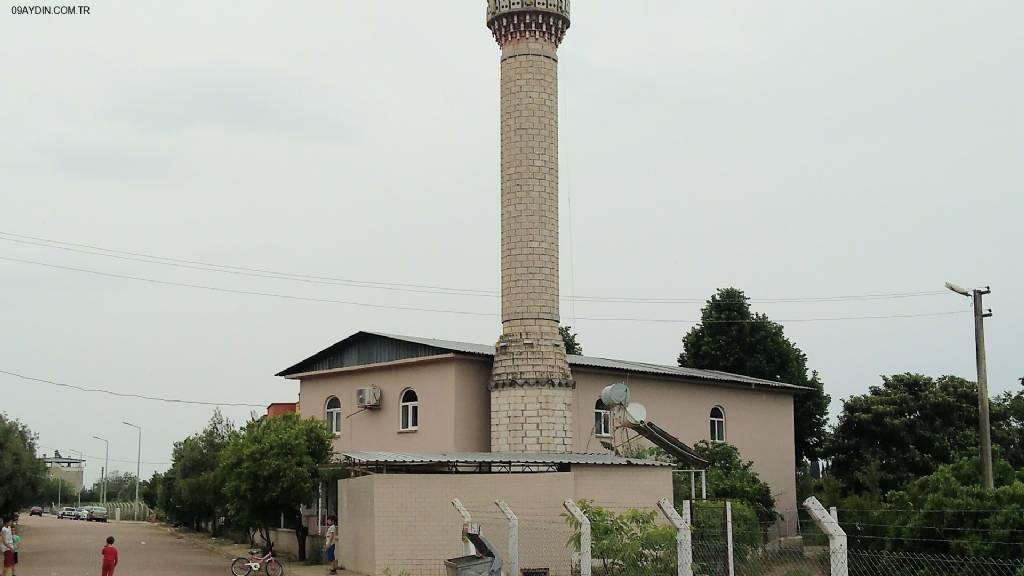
356, 386, 382, 409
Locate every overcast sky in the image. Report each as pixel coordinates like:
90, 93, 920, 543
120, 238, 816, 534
1, 1, 1021, 486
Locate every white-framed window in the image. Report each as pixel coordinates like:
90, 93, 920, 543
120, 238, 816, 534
710, 406, 726, 442
594, 399, 612, 437
400, 388, 419, 431
325, 396, 342, 436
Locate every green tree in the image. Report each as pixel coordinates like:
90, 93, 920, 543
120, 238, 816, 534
0, 413, 47, 516
828, 373, 983, 495
678, 288, 830, 462
836, 456, 1024, 560
220, 412, 332, 561
691, 441, 778, 526
559, 325, 583, 355
35, 476, 77, 508
161, 409, 236, 533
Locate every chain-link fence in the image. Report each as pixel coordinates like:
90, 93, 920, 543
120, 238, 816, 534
439, 497, 1024, 576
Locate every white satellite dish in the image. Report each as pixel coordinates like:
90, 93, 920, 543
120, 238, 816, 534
624, 402, 647, 426
600, 382, 630, 408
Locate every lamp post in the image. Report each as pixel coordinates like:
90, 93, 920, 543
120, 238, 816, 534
69, 449, 83, 507
92, 436, 109, 505
122, 421, 142, 519
945, 282, 994, 489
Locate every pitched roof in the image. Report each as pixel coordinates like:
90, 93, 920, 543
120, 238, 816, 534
277, 331, 808, 392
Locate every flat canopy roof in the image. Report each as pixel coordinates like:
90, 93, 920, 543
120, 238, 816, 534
340, 451, 672, 467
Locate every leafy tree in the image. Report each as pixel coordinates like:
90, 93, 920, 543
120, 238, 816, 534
678, 288, 830, 462
35, 476, 77, 507
141, 471, 162, 509
220, 412, 332, 561
0, 413, 47, 516
161, 409, 236, 533
559, 325, 583, 355
690, 441, 778, 526
99, 471, 141, 502
835, 456, 1024, 560
828, 373, 985, 495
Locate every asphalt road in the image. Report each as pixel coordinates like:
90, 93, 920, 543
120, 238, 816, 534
13, 514, 233, 575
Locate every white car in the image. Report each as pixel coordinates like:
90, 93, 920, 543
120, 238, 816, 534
76, 507, 90, 520
57, 506, 77, 519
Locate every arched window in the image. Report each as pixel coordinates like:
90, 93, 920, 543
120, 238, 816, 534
594, 399, 612, 437
400, 388, 419, 431
710, 406, 726, 442
325, 396, 342, 436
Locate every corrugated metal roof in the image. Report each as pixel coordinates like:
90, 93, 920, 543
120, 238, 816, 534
367, 332, 807, 392
340, 450, 672, 467
278, 331, 808, 392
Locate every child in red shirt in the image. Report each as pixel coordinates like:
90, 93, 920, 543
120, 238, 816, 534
101, 537, 118, 576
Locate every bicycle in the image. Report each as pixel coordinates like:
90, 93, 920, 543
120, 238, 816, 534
230, 543, 284, 576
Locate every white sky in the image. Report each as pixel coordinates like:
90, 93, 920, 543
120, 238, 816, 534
1, 1, 1021, 486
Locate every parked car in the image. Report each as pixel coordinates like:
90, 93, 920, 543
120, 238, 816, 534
76, 507, 90, 520
28, 506, 43, 517
86, 506, 108, 522
57, 506, 77, 519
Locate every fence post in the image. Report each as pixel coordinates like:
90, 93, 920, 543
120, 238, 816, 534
564, 499, 591, 576
451, 498, 475, 556
804, 497, 848, 576
725, 501, 735, 576
496, 501, 518, 576
658, 498, 693, 576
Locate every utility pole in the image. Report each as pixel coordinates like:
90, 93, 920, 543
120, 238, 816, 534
946, 283, 994, 489
92, 436, 109, 505
70, 449, 83, 507
123, 421, 142, 519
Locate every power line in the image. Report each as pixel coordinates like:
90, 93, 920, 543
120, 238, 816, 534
37, 444, 170, 466
0, 230, 949, 304
0, 369, 266, 408
0, 255, 971, 324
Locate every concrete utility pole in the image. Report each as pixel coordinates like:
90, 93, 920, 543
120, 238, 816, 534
122, 421, 142, 518
92, 436, 109, 504
70, 449, 83, 507
945, 282, 994, 489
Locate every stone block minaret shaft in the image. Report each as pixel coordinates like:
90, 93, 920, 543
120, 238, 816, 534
486, 0, 574, 453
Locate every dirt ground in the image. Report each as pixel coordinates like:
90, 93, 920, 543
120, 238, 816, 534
12, 513, 238, 576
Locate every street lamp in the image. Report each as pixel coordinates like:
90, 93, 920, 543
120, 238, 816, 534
122, 421, 142, 519
92, 436, 109, 505
946, 281, 994, 489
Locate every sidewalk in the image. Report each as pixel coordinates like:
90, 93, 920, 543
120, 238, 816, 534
169, 526, 362, 576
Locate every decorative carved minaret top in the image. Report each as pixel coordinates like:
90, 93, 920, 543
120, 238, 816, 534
486, 0, 570, 47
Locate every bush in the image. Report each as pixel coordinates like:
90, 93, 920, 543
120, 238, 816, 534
564, 501, 677, 576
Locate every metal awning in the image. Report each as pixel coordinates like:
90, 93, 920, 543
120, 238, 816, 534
337, 451, 672, 474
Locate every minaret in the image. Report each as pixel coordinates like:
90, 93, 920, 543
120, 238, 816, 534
486, 0, 574, 454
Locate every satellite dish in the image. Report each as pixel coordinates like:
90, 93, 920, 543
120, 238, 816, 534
624, 402, 647, 426
600, 383, 630, 408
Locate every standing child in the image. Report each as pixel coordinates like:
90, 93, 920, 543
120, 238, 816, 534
10, 532, 19, 576
1, 518, 14, 576
324, 515, 337, 575
101, 536, 118, 576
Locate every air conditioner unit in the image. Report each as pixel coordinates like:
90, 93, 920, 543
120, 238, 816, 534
356, 386, 382, 409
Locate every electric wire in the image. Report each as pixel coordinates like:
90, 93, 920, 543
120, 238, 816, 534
0, 230, 950, 304
37, 444, 171, 466
0, 256, 970, 324
0, 369, 267, 408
